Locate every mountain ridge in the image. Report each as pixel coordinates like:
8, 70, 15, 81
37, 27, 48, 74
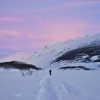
0, 33, 100, 70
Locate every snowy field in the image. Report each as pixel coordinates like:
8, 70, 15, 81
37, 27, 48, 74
0, 69, 100, 100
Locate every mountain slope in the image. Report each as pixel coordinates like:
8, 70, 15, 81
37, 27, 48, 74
0, 52, 32, 62
0, 33, 100, 70
25, 33, 100, 69
53, 44, 100, 63
0, 61, 41, 70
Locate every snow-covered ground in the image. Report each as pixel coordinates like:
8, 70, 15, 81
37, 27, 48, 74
0, 69, 100, 100
0, 33, 100, 100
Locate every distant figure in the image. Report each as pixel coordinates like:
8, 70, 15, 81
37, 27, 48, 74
49, 69, 52, 76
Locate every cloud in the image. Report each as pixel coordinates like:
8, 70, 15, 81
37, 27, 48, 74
34, 19, 86, 39
0, 15, 99, 54
32, 0, 100, 13
59, 0, 100, 9
0, 44, 22, 51
0, 16, 22, 23
30, 16, 43, 21
0, 29, 21, 39
31, 17, 100, 43
0, 20, 99, 54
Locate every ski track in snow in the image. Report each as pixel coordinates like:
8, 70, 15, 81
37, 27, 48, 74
36, 76, 81, 100
36, 76, 59, 100
0, 70, 100, 100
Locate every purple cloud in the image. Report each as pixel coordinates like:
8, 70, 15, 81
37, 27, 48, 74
0, 0, 100, 57
0, 16, 22, 23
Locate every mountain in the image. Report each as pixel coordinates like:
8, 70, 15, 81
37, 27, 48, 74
0, 61, 42, 70
0, 33, 100, 70
24, 33, 100, 70
0, 52, 32, 62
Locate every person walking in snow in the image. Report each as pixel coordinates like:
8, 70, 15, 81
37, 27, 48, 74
49, 69, 52, 76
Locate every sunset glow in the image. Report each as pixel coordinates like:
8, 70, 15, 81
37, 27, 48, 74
0, 0, 100, 56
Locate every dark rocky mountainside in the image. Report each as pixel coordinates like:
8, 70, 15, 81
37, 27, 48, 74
0, 61, 42, 70
52, 44, 100, 63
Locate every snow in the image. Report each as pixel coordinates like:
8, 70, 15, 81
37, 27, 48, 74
52, 61, 100, 70
91, 55, 100, 61
0, 33, 100, 100
0, 33, 100, 69
0, 69, 100, 100
19, 33, 99, 68
37, 76, 59, 100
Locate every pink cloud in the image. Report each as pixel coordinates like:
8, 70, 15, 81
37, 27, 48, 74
33, 20, 87, 40
0, 29, 21, 39
0, 17, 99, 52
31, 18, 100, 44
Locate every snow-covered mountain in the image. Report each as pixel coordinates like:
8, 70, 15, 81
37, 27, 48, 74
0, 52, 32, 62
0, 33, 100, 70
25, 33, 100, 69
0, 34, 100, 100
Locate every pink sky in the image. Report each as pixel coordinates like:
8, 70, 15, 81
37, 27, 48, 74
0, 0, 100, 57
